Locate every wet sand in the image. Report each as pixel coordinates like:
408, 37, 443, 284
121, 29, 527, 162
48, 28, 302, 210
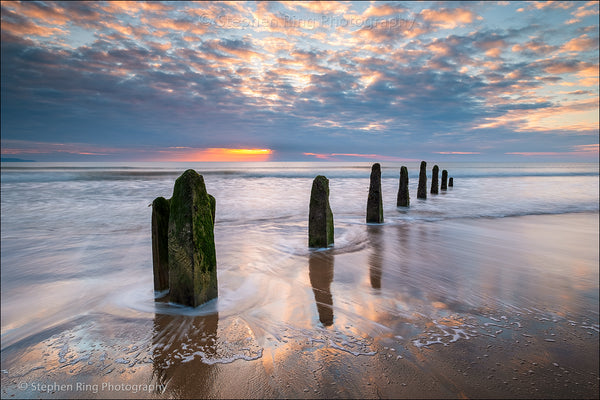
2, 213, 598, 399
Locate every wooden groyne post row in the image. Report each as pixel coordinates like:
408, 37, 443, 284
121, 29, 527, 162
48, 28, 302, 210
153, 165, 456, 304
152, 169, 218, 308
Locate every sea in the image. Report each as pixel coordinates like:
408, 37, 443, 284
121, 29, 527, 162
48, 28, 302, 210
1, 161, 598, 397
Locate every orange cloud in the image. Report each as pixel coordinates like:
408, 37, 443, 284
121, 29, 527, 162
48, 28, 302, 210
561, 34, 599, 52
572, 2, 599, 18
531, 1, 572, 10
287, 1, 352, 14
304, 153, 418, 162
427, 40, 452, 56
159, 148, 273, 162
1, 1, 70, 25
421, 8, 477, 29
434, 152, 481, 155
98, 20, 150, 39
571, 144, 599, 153
102, 1, 173, 15
251, 2, 305, 36
474, 98, 599, 133
512, 40, 556, 54
1, 140, 121, 156
361, 4, 405, 17
544, 61, 588, 74
0, 18, 66, 38
506, 145, 599, 157
303, 152, 332, 159
475, 38, 508, 58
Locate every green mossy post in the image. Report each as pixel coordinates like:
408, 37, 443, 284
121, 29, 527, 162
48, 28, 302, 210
366, 163, 384, 223
308, 175, 334, 248
449, 177, 454, 187
441, 169, 448, 190
397, 166, 409, 207
431, 165, 439, 194
168, 169, 218, 307
417, 161, 427, 199
152, 196, 170, 291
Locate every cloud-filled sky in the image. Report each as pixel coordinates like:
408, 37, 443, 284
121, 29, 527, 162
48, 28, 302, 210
1, 1, 598, 162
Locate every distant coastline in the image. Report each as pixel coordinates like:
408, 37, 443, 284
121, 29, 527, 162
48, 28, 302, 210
1, 157, 35, 162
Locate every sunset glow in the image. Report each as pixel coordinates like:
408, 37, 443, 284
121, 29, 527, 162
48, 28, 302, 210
159, 148, 273, 162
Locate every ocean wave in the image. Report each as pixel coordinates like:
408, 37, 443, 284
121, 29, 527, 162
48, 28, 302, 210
2, 162, 597, 182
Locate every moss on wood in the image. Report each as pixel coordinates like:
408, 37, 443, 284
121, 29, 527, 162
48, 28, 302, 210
309, 175, 334, 248
168, 169, 218, 307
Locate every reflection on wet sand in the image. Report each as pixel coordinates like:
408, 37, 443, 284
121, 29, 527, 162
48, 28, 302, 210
367, 225, 383, 290
151, 313, 219, 395
308, 251, 334, 326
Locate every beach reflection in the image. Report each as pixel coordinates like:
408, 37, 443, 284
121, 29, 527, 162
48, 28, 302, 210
367, 225, 383, 290
308, 251, 335, 326
151, 313, 219, 395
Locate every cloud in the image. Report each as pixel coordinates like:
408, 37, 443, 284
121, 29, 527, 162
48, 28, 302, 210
0, 140, 124, 156
512, 39, 557, 55
0, 6, 67, 37
420, 8, 478, 30
571, 143, 599, 153
361, 3, 408, 18
285, 1, 352, 15
1, 1, 71, 25
101, 1, 174, 15
532, 1, 573, 10
474, 98, 599, 134
434, 152, 481, 155
505, 143, 599, 157
560, 34, 599, 52
303, 153, 418, 162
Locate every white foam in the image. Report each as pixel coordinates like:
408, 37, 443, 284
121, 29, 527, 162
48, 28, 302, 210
412, 318, 479, 348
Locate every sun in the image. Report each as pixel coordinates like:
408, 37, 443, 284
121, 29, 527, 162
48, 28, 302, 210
160, 148, 273, 162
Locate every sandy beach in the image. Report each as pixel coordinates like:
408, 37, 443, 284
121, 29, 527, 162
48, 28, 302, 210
2, 211, 598, 399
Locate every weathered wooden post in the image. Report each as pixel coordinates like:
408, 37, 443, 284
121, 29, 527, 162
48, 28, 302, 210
441, 169, 448, 191
397, 166, 409, 207
366, 163, 384, 223
431, 165, 439, 194
309, 175, 334, 248
168, 169, 218, 307
449, 177, 454, 187
152, 196, 170, 291
417, 161, 427, 199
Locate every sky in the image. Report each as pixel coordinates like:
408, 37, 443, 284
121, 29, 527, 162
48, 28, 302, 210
1, 1, 598, 162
